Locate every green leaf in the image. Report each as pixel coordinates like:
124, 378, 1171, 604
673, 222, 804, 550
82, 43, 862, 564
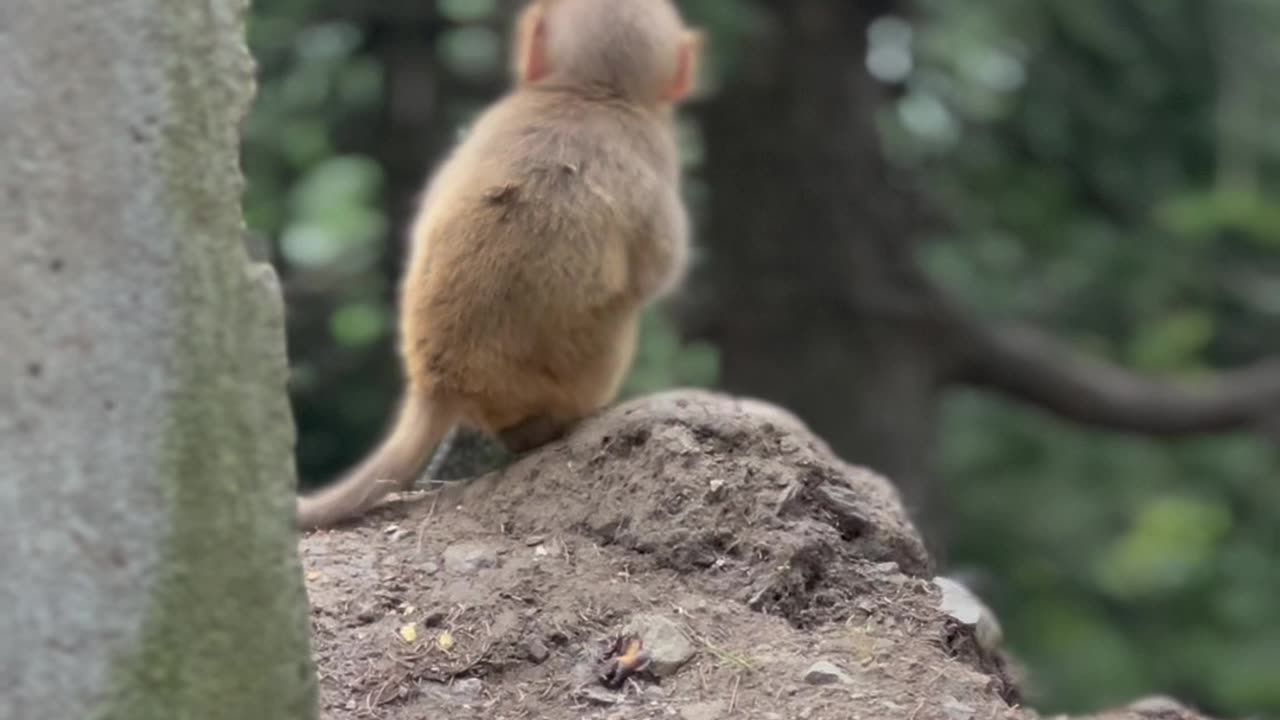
1095, 496, 1233, 598
330, 302, 390, 348
437, 0, 498, 23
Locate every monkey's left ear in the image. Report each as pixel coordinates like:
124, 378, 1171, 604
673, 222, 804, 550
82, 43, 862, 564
663, 30, 703, 103
515, 3, 551, 84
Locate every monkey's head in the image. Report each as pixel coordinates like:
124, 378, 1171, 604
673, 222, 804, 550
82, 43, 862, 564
513, 0, 702, 106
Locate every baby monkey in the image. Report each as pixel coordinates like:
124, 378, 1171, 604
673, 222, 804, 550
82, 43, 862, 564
296, 0, 702, 528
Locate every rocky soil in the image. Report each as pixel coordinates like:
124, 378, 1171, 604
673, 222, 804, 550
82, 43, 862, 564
299, 391, 1215, 720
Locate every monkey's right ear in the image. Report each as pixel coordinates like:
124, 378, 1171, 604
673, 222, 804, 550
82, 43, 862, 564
514, 3, 551, 84
662, 30, 703, 103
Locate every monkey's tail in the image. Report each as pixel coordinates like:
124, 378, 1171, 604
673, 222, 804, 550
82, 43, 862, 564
296, 393, 460, 530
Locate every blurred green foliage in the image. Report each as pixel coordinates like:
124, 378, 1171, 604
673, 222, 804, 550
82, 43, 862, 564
243, 0, 1278, 717
892, 0, 1280, 714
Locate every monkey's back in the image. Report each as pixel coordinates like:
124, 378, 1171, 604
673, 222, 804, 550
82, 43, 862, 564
400, 87, 680, 426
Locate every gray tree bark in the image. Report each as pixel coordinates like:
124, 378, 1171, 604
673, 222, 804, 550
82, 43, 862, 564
0, 2, 318, 719
688, 0, 952, 540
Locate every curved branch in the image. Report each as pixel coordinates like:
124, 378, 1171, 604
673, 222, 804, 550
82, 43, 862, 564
946, 308, 1280, 437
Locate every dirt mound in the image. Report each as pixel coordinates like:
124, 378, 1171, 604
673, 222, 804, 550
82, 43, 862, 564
299, 391, 1215, 720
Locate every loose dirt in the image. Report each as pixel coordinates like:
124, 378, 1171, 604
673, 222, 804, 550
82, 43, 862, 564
300, 391, 1214, 720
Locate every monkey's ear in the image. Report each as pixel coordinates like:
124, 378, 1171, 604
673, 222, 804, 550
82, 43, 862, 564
663, 30, 703, 103
515, 3, 551, 84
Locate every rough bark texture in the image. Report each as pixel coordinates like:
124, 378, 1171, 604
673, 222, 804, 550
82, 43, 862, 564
0, 2, 317, 719
688, 0, 954, 540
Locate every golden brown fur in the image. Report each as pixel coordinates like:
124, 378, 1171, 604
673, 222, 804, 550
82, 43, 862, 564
296, 0, 700, 529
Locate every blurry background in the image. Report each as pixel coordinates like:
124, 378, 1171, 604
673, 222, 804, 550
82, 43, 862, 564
243, 0, 1280, 716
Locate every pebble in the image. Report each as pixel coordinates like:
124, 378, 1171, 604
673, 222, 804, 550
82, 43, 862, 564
934, 576, 1003, 652
621, 614, 696, 677
353, 603, 379, 625
525, 639, 550, 664
1130, 696, 1189, 717
443, 542, 497, 575
802, 660, 852, 685
644, 685, 668, 700
450, 678, 483, 699
680, 700, 726, 720
576, 687, 623, 706
942, 697, 976, 720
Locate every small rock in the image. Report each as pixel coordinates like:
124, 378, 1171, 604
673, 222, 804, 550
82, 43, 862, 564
525, 535, 546, 546
421, 562, 440, 575
934, 577, 983, 624
576, 687, 624, 706
802, 660, 852, 685
644, 685, 668, 700
1129, 695, 1191, 717
942, 697, 976, 720
680, 700, 726, 720
443, 542, 498, 575
814, 484, 871, 536
620, 614, 696, 677
525, 639, 550, 664
451, 678, 483, 699
353, 603, 379, 625
873, 561, 899, 574
934, 576, 1004, 652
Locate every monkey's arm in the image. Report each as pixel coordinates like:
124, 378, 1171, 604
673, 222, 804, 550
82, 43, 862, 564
626, 185, 689, 301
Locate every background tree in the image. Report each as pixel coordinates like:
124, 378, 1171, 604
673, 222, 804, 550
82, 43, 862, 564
242, 0, 1280, 716
1, 1, 317, 718
688, 0, 1280, 539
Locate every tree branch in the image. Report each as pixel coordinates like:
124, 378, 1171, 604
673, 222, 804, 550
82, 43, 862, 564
946, 307, 1280, 437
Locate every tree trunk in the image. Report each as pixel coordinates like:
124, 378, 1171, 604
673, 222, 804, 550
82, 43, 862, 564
689, 0, 953, 538
0, 2, 318, 718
